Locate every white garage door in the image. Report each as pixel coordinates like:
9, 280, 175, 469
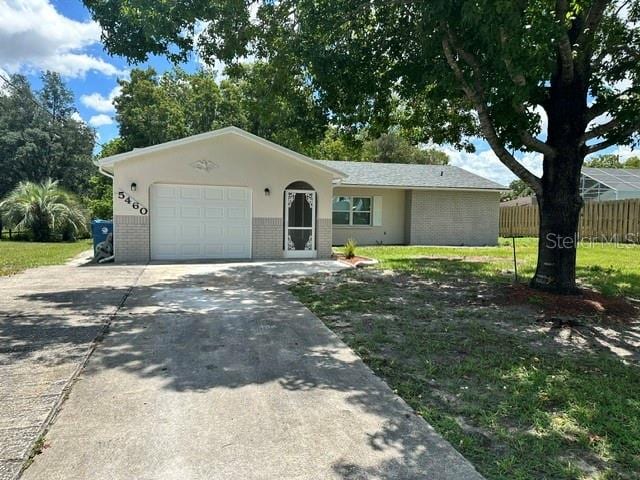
150, 184, 252, 260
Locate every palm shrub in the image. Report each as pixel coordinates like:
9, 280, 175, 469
344, 238, 357, 259
0, 179, 88, 241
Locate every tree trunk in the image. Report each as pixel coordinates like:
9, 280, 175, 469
530, 188, 583, 294
530, 143, 585, 295
32, 209, 51, 242
529, 58, 590, 295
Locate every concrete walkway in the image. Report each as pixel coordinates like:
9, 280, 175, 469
14, 261, 482, 480
0, 262, 144, 480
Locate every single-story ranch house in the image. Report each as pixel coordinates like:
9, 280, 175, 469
97, 126, 506, 262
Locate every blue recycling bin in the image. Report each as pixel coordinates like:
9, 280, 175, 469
91, 219, 113, 253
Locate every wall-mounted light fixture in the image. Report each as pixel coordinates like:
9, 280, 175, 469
131, 182, 137, 192
264, 187, 271, 196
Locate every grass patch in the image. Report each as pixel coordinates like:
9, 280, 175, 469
291, 248, 640, 479
0, 240, 91, 276
344, 237, 640, 298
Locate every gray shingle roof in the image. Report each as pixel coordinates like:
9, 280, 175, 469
317, 160, 507, 190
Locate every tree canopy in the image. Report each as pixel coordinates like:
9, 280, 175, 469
361, 133, 449, 165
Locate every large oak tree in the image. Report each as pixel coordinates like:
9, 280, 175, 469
85, 0, 639, 293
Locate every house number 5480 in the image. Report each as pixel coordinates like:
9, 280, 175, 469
118, 191, 148, 215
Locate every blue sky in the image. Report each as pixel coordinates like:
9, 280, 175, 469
0, 0, 636, 186
0, 0, 201, 148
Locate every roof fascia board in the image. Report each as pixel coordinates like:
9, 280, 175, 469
334, 183, 508, 192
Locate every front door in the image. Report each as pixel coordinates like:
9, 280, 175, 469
284, 190, 316, 258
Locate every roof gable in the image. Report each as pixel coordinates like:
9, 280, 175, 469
97, 126, 345, 178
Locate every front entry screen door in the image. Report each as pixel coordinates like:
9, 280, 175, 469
284, 190, 316, 257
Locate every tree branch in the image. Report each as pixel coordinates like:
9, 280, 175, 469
512, 103, 557, 157
441, 36, 543, 195
585, 123, 639, 153
582, 117, 619, 142
586, 88, 636, 121
586, 137, 618, 154
448, 30, 556, 158
583, 0, 612, 38
555, 0, 575, 84
499, 29, 527, 87
575, 0, 612, 59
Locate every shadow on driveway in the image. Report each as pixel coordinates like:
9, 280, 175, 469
13, 263, 482, 480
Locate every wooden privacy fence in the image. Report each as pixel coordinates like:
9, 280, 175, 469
500, 198, 640, 243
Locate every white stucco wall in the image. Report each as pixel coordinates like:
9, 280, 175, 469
112, 133, 335, 219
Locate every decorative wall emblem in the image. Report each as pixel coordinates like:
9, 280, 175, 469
190, 159, 219, 172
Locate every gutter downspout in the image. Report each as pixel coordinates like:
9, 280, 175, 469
97, 164, 114, 180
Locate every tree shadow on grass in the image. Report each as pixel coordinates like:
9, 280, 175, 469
379, 257, 501, 282
381, 255, 640, 302
300, 265, 640, 478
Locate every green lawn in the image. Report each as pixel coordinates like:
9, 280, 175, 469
0, 240, 92, 276
349, 237, 640, 298
291, 240, 640, 479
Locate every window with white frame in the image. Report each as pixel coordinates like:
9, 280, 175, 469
332, 196, 372, 225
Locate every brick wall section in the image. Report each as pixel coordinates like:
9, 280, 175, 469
406, 190, 500, 246
252, 217, 333, 259
114, 215, 150, 263
115, 216, 332, 262
316, 218, 333, 258
252, 217, 284, 259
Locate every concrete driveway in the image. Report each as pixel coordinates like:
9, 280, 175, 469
7, 261, 482, 480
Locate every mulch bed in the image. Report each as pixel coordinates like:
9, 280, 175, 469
334, 253, 375, 266
497, 283, 638, 321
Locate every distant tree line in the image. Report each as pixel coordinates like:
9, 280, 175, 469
0, 72, 94, 200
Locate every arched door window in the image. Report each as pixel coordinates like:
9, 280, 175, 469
284, 182, 316, 257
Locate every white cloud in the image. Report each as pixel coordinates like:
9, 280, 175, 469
88, 114, 113, 127
617, 145, 639, 161
441, 144, 543, 186
70, 111, 83, 123
0, 0, 125, 78
81, 85, 121, 113
532, 105, 548, 134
